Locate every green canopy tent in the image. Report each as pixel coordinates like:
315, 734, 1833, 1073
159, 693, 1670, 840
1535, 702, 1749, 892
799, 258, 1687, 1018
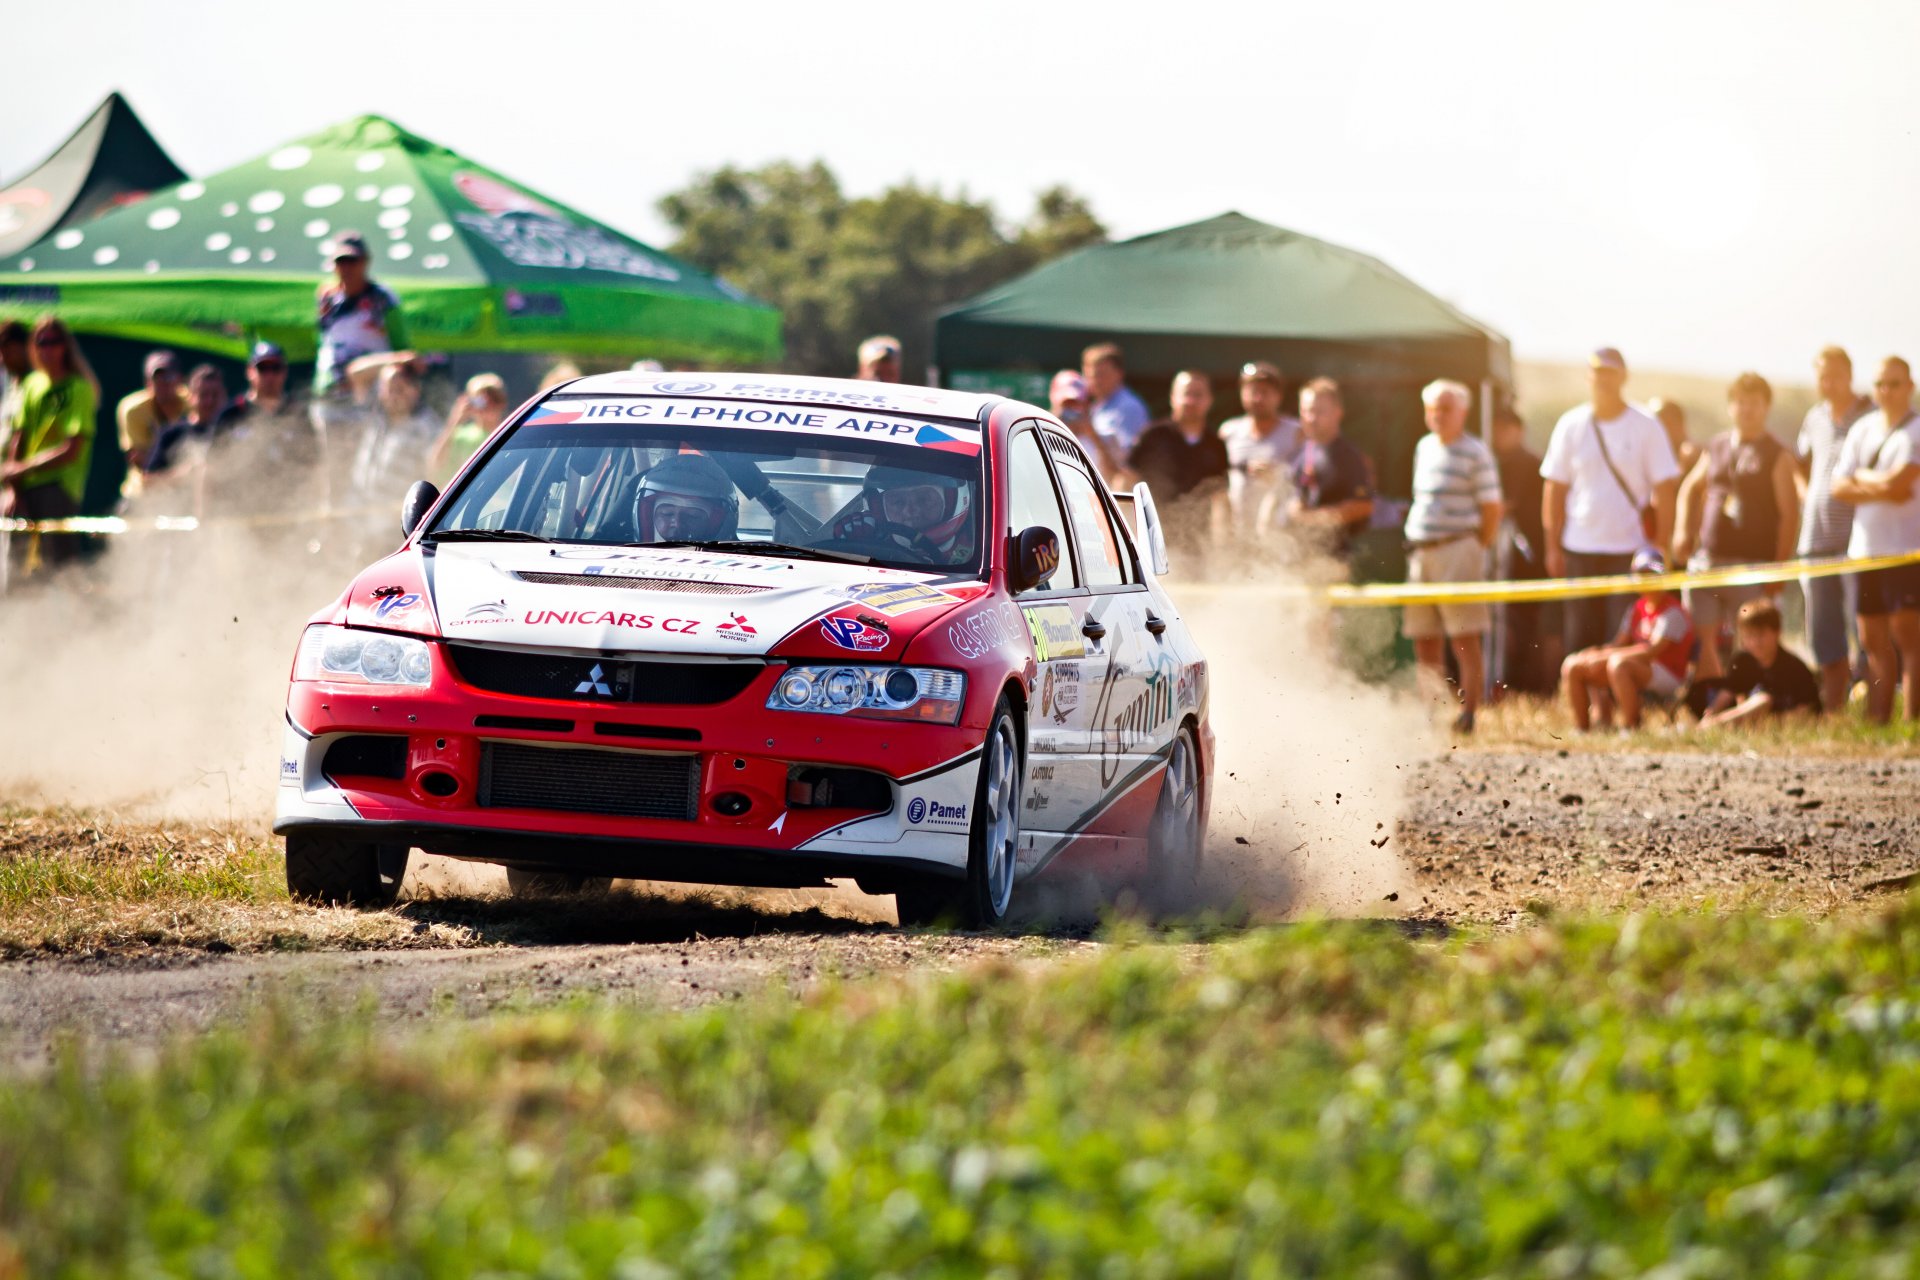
0, 92, 187, 259
934, 211, 1511, 497
0, 114, 780, 366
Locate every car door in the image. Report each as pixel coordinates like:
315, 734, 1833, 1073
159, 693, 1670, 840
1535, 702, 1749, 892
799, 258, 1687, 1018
1002, 425, 1097, 849
1041, 434, 1171, 841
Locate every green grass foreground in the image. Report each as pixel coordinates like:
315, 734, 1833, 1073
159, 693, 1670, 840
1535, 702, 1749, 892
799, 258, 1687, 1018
7, 906, 1920, 1277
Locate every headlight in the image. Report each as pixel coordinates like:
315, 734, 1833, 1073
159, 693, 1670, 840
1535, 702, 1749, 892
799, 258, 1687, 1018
766, 666, 965, 724
294, 625, 435, 687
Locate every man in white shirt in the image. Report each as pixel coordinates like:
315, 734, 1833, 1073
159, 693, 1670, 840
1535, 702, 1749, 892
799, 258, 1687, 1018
1081, 343, 1151, 459
1796, 345, 1872, 711
1540, 347, 1682, 653
1832, 355, 1920, 724
1218, 361, 1302, 541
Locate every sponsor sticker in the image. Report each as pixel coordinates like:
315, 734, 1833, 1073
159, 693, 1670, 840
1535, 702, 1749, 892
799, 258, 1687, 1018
1023, 604, 1085, 661
835, 581, 961, 617
448, 598, 511, 628
1041, 661, 1082, 724
906, 797, 968, 829
523, 609, 701, 633
947, 602, 1022, 659
715, 612, 757, 643
519, 397, 983, 452
373, 592, 421, 619
548, 548, 796, 575
279, 756, 300, 784
820, 616, 888, 652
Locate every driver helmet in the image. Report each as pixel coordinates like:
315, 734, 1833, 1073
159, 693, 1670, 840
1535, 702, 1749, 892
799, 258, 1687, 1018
633, 452, 739, 542
860, 465, 973, 545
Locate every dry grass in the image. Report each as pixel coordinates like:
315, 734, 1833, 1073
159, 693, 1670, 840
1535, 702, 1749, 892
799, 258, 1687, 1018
0, 805, 903, 957
1467, 693, 1920, 757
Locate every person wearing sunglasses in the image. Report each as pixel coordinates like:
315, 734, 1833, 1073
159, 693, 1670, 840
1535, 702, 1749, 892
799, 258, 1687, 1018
2, 317, 98, 570
203, 342, 322, 518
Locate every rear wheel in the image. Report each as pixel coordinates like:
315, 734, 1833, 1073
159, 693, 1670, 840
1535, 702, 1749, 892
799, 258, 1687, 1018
1148, 725, 1204, 911
504, 868, 614, 898
285, 831, 409, 907
895, 700, 1022, 928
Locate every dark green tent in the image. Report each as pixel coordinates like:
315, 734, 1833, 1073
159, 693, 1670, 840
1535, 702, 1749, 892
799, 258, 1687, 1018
934, 211, 1511, 496
0, 92, 186, 259
0, 115, 780, 366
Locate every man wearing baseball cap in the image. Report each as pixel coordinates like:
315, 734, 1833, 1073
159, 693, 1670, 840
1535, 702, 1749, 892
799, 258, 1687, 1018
856, 335, 903, 383
1540, 346, 1682, 653
115, 349, 189, 497
1218, 360, 1303, 540
209, 341, 323, 514
314, 231, 407, 399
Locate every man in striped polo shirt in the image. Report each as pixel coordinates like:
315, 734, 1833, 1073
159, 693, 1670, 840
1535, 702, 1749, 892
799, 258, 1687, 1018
1403, 379, 1505, 733
1796, 346, 1871, 711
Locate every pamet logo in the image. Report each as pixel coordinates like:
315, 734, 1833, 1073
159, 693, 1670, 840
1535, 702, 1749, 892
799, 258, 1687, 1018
907, 797, 968, 827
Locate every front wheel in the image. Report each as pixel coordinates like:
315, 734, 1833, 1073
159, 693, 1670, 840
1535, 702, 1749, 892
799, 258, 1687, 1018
285, 831, 408, 907
895, 699, 1022, 928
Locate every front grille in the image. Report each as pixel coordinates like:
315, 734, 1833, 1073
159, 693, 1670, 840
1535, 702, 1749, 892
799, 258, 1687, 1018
515, 572, 769, 596
478, 742, 698, 820
445, 644, 764, 705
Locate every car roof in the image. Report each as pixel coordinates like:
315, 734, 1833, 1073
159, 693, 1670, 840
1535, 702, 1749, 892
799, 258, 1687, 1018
563, 371, 1003, 424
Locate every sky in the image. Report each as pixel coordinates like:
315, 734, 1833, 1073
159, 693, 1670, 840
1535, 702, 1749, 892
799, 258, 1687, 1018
9, 0, 1919, 387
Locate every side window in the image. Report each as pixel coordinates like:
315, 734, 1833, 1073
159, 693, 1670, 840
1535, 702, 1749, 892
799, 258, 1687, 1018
1006, 428, 1079, 592
1051, 450, 1132, 588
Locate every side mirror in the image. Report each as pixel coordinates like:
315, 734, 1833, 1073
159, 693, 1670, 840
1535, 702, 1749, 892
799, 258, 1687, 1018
1009, 525, 1062, 593
401, 480, 441, 537
1130, 482, 1171, 577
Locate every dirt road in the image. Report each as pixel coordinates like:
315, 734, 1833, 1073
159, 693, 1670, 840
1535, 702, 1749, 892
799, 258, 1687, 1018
2, 747, 1915, 1068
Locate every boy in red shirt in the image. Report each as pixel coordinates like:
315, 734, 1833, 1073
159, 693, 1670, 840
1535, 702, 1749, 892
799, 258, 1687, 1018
1560, 547, 1696, 730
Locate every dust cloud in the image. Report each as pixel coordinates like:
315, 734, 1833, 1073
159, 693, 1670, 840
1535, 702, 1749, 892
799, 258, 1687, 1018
0, 520, 1431, 924
0, 523, 349, 822
1168, 537, 1434, 921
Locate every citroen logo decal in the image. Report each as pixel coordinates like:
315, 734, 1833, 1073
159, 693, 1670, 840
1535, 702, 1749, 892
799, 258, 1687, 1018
575, 663, 612, 696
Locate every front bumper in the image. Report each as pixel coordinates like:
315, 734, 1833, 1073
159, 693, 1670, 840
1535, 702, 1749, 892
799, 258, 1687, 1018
275, 651, 981, 879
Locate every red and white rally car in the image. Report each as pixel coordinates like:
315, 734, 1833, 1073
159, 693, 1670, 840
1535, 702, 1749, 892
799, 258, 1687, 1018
276, 372, 1212, 925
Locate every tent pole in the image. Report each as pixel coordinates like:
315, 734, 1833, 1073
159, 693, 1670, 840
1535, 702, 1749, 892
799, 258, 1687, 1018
1479, 377, 1494, 441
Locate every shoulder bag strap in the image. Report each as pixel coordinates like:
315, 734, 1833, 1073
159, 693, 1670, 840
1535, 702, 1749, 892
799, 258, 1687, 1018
1590, 415, 1643, 508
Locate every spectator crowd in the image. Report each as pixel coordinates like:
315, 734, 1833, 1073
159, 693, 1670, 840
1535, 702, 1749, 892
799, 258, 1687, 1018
5, 237, 1918, 735
1034, 340, 1920, 733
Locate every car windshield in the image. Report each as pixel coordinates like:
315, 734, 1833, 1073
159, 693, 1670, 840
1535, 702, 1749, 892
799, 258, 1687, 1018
425, 399, 986, 574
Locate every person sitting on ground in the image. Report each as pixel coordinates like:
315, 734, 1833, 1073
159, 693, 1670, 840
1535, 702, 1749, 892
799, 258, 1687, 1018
1560, 547, 1695, 732
1685, 598, 1822, 727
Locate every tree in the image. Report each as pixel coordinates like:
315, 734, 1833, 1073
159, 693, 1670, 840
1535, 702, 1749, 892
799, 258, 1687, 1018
660, 162, 1105, 378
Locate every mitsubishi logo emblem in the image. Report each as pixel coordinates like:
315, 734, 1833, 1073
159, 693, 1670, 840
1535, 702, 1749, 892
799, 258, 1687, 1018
575, 663, 612, 696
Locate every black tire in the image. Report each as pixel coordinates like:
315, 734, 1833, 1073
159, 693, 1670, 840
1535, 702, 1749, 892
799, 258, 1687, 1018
285, 831, 409, 907
1147, 724, 1204, 913
504, 868, 614, 899
895, 698, 1023, 929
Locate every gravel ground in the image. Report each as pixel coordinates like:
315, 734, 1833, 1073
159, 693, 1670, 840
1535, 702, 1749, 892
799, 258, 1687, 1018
2, 747, 1916, 1068
1401, 748, 1920, 921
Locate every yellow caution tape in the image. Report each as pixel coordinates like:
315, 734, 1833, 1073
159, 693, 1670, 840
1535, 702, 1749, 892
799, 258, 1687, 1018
1179, 548, 1920, 608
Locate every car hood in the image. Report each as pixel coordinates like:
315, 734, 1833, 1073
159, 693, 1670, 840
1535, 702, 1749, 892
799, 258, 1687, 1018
400, 543, 980, 657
